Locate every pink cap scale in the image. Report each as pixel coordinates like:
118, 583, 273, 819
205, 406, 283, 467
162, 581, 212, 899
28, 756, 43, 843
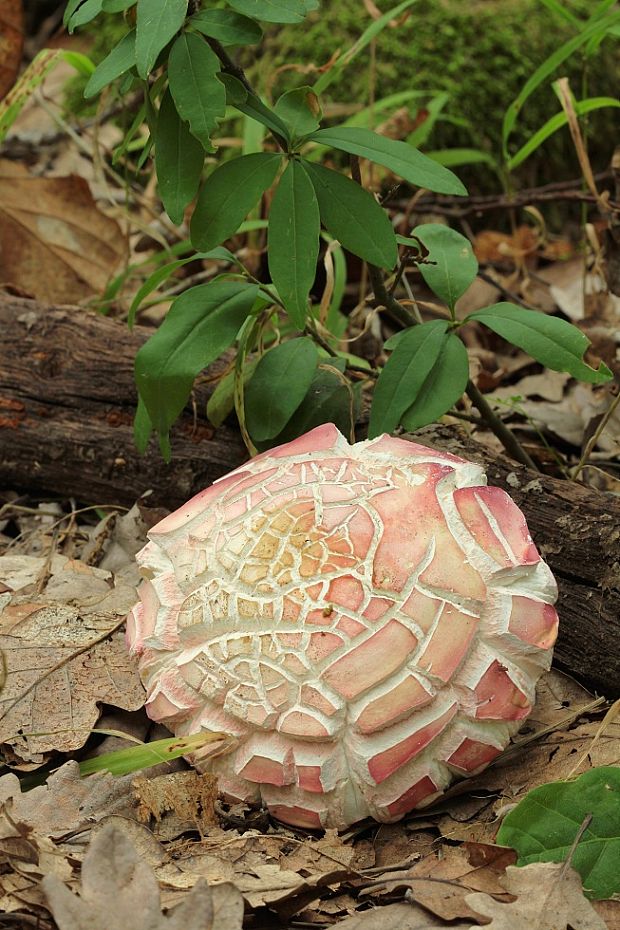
127, 425, 558, 829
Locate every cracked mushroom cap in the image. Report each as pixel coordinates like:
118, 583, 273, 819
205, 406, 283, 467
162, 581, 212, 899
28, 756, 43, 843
127, 424, 558, 830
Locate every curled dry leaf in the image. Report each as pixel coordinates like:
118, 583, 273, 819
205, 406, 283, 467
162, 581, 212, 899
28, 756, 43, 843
43, 822, 244, 930
134, 771, 218, 838
465, 862, 608, 930
0, 0, 23, 100
0, 557, 144, 762
0, 161, 127, 303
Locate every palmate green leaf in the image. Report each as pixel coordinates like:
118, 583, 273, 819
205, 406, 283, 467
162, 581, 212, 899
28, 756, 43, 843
191, 152, 282, 252
226, 0, 309, 24
168, 33, 226, 150
368, 320, 448, 437
274, 87, 322, 138
496, 767, 620, 900
189, 9, 262, 45
268, 160, 320, 328
303, 161, 397, 269
469, 303, 612, 384
245, 337, 318, 441
413, 223, 478, 311
401, 332, 469, 430
313, 0, 418, 94
310, 126, 466, 196
155, 89, 204, 226
135, 280, 258, 454
502, 10, 620, 155
135, 0, 188, 78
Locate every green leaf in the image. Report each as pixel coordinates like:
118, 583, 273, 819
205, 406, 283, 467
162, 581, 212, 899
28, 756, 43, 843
189, 9, 262, 45
507, 96, 620, 171
207, 357, 257, 428
226, 0, 309, 24
79, 731, 225, 777
368, 320, 448, 437
133, 395, 152, 454
496, 767, 620, 900
128, 247, 235, 328
221, 74, 291, 142
61, 50, 95, 77
412, 223, 478, 311
274, 86, 322, 138
102, 0, 136, 11
424, 148, 498, 170
135, 0, 188, 78
265, 359, 357, 448
310, 126, 466, 196
67, 0, 103, 32
469, 303, 613, 384
314, 0, 419, 94
168, 32, 226, 149
401, 332, 469, 429
84, 31, 136, 98
245, 337, 319, 441
155, 89, 204, 226
135, 280, 258, 443
303, 161, 397, 270
191, 152, 281, 252
502, 11, 620, 155
268, 160, 320, 328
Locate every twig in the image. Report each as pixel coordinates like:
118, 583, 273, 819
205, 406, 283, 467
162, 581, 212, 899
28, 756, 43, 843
560, 813, 593, 877
465, 381, 538, 469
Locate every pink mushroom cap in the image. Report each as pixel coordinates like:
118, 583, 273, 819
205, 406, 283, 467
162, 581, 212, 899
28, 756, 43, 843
127, 424, 558, 829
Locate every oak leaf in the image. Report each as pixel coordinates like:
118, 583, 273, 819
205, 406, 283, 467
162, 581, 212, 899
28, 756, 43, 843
43, 822, 244, 930
0, 0, 23, 100
465, 862, 608, 930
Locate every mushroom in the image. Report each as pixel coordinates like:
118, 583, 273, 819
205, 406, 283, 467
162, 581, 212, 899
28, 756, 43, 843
127, 424, 558, 830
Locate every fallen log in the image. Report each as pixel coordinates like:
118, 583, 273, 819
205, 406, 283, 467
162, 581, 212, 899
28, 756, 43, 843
1, 297, 619, 696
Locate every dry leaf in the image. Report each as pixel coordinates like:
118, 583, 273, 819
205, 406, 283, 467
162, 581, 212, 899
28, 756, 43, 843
0, 0, 23, 100
134, 771, 218, 838
0, 558, 144, 762
43, 822, 243, 930
465, 862, 608, 929
0, 762, 136, 839
0, 161, 127, 303
335, 901, 471, 928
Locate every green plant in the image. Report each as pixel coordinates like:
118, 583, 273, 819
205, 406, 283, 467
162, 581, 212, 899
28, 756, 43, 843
497, 767, 620, 900
66, 0, 613, 464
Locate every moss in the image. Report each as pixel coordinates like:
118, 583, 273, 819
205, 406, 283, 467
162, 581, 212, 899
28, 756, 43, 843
251, 0, 617, 187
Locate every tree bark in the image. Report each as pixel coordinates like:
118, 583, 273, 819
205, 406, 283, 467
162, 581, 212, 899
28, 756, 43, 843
1, 297, 618, 696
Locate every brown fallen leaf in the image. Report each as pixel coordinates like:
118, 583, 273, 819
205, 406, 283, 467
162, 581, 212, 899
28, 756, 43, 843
134, 771, 218, 838
0, 0, 23, 100
0, 558, 144, 762
43, 821, 244, 930
465, 862, 608, 929
0, 161, 127, 303
334, 901, 471, 928
0, 762, 136, 839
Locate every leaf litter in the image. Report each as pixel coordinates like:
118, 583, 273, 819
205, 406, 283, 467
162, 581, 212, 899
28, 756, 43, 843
0, 20, 619, 929
0, 492, 619, 928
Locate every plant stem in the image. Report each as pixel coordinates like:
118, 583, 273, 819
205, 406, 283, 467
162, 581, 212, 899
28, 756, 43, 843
465, 381, 537, 469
